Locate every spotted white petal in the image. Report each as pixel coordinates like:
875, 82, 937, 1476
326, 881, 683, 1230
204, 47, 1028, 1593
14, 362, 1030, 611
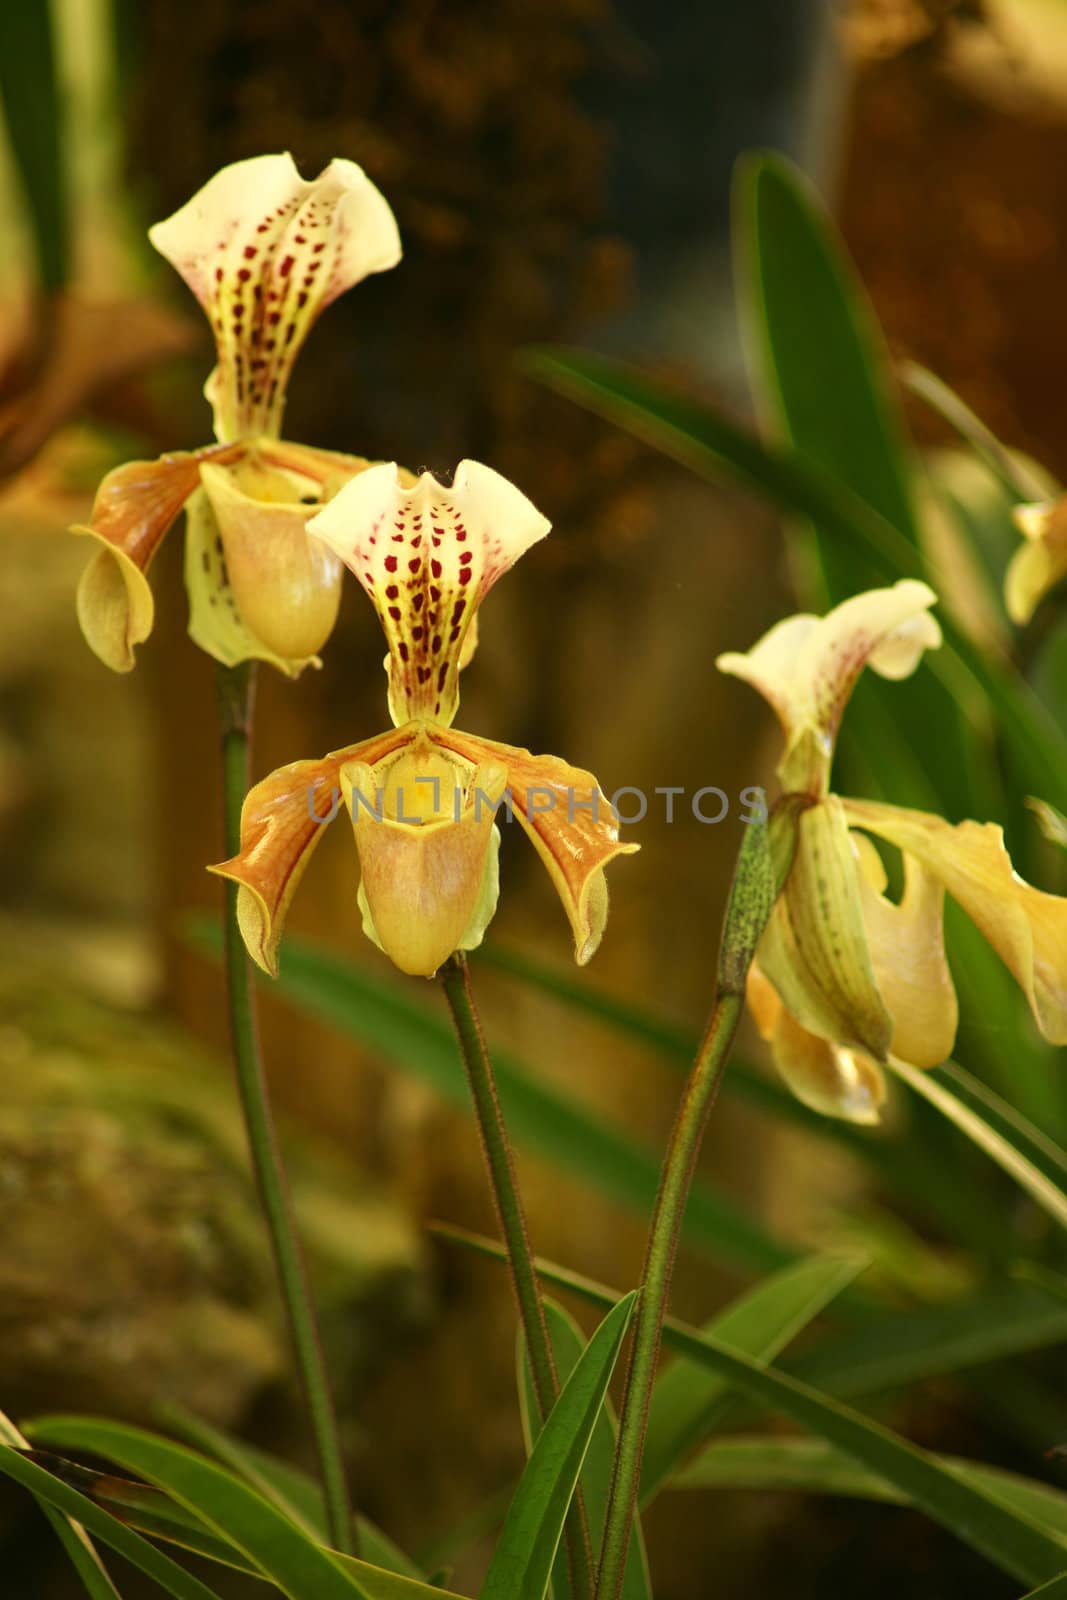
307, 460, 551, 726
716, 580, 941, 792
149, 152, 401, 442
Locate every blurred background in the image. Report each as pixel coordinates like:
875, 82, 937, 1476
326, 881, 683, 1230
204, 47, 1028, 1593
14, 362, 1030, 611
3, 1, 1067, 1594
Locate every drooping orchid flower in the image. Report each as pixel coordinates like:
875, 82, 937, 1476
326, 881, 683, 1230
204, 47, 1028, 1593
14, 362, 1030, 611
1006, 498, 1067, 625
718, 579, 1067, 1123
210, 461, 638, 978
72, 153, 402, 675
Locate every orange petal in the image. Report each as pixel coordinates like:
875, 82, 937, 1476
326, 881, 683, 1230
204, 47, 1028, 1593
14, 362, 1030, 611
72, 443, 240, 671
842, 798, 1067, 1046
435, 727, 638, 964
208, 727, 409, 975
748, 965, 887, 1124
308, 461, 550, 726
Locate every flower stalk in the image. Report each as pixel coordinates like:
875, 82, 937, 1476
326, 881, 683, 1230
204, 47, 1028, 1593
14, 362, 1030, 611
216, 661, 354, 1555
596, 810, 791, 1600
440, 952, 594, 1600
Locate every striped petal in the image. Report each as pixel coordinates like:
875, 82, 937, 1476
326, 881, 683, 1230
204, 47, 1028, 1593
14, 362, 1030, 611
208, 727, 409, 975
842, 798, 1067, 1046
717, 580, 941, 793
435, 727, 638, 964
149, 153, 401, 442
307, 461, 551, 726
73, 443, 241, 671
758, 797, 894, 1062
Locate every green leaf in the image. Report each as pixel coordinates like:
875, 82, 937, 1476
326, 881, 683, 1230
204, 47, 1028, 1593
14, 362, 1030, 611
672, 1434, 1067, 1542
789, 1279, 1067, 1399
887, 1058, 1067, 1232
903, 362, 1054, 503
640, 1253, 866, 1503
24, 1418, 374, 1600
185, 917, 794, 1277
0, 0, 69, 290
519, 344, 1067, 814
0, 1443, 222, 1600
162, 1406, 424, 1581
0, 1411, 122, 1600
518, 1300, 651, 1600
443, 1231, 1067, 1588
481, 1293, 636, 1600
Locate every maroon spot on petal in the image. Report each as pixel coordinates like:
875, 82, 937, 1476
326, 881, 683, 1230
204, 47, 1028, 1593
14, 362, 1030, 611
408, 558, 421, 574
268, 311, 281, 326
431, 559, 442, 579
449, 625, 461, 643
238, 268, 251, 283
285, 323, 297, 344
391, 532, 404, 542
385, 584, 399, 600
459, 567, 473, 585
429, 586, 441, 603
313, 241, 327, 253
417, 666, 431, 683
398, 641, 410, 663
459, 550, 473, 566
384, 555, 398, 573
294, 233, 307, 244
437, 663, 448, 691
243, 245, 257, 260
388, 605, 402, 621
412, 625, 424, 640
431, 635, 442, 655
214, 267, 223, 283
297, 292, 308, 309
451, 599, 466, 621
279, 255, 295, 277
412, 593, 424, 612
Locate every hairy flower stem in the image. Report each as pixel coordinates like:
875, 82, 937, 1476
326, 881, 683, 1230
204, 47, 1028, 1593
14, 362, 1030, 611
595, 991, 744, 1600
441, 952, 594, 1600
217, 661, 354, 1556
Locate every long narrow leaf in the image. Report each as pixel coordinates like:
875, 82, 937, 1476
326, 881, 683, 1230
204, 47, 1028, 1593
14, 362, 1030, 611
481, 1293, 636, 1600
441, 1229, 1067, 1587
0, 1411, 122, 1600
673, 1434, 1067, 1540
163, 1406, 425, 1581
640, 1253, 866, 1503
24, 1418, 373, 1600
0, 1444, 221, 1600
518, 1299, 651, 1600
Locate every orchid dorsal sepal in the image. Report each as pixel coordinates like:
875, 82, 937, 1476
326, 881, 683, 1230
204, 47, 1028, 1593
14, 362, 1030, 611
307, 459, 552, 727
149, 152, 401, 444
716, 579, 942, 793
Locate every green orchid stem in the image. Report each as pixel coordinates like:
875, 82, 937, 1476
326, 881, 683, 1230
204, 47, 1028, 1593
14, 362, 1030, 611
216, 661, 354, 1557
440, 952, 594, 1600
596, 990, 745, 1600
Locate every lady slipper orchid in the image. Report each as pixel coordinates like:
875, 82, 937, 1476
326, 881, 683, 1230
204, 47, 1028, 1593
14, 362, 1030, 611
1006, 498, 1067, 625
72, 152, 402, 675
718, 579, 1067, 1123
210, 460, 638, 978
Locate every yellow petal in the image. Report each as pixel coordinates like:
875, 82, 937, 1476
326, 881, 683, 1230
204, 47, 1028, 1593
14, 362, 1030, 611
72, 444, 239, 670
435, 727, 638, 965
1006, 499, 1067, 624
757, 798, 893, 1060
208, 727, 410, 975
198, 454, 354, 661
342, 753, 507, 977
855, 850, 958, 1068
307, 461, 551, 726
148, 153, 401, 442
747, 965, 887, 1124
843, 798, 1067, 1046
716, 580, 941, 792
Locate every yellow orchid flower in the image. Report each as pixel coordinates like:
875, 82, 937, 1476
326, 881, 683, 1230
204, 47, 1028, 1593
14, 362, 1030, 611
210, 461, 638, 978
72, 153, 402, 675
718, 579, 1067, 1123
1006, 498, 1067, 625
